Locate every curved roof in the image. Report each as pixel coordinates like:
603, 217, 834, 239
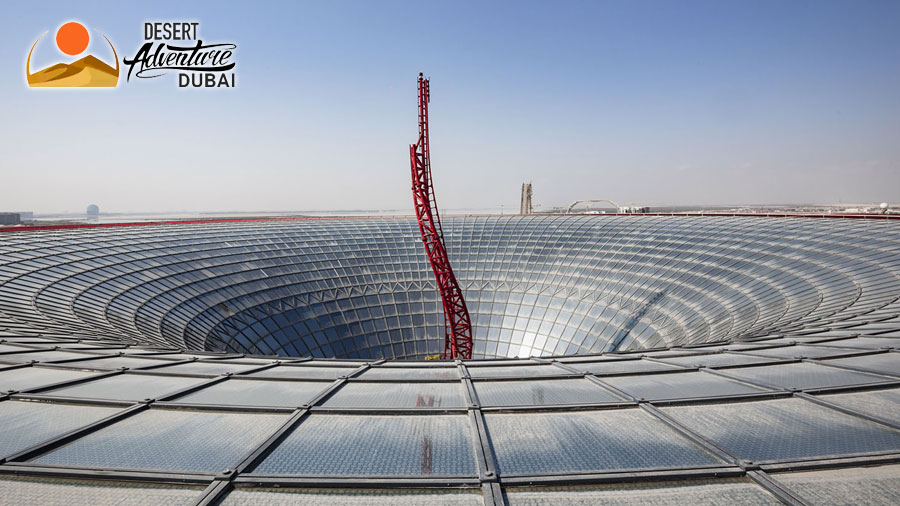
1, 215, 898, 358
0, 215, 899, 504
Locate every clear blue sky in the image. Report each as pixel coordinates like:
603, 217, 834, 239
1, 0, 898, 213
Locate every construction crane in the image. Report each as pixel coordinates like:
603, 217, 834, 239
409, 73, 473, 360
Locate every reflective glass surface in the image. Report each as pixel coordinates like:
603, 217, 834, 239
816, 387, 900, 425
722, 362, 890, 390
322, 382, 466, 408
504, 479, 781, 505
819, 352, 900, 377
149, 361, 258, 376
484, 409, 721, 475
467, 365, 567, 378
359, 366, 459, 381
0, 344, 31, 353
566, 359, 685, 375
771, 464, 900, 506
174, 378, 330, 407
0, 476, 203, 506
219, 487, 484, 506
838, 337, 900, 349
44, 374, 205, 401
33, 409, 287, 472
1, 215, 900, 502
473, 378, 621, 406
4, 216, 897, 360
0, 351, 99, 364
247, 365, 357, 380
0, 366, 98, 392
746, 345, 866, 359
0, 400, 121, 458
655, 353, 779, 368
663, 398, 900, 462
603, 372, 768, 401
253, 414, 476, 476
61, 356, 177, 371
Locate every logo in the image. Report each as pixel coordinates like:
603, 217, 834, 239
26, 21, 119, 87
123, 22, 236, 88
26, 21, 236, 90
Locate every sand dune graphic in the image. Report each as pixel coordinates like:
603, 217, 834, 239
27, 32, 119, 87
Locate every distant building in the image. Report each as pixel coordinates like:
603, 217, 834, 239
0, 213, 21, 225
16, 211, 33, 222
618, 205, 650, 214
86, 204, 100, 218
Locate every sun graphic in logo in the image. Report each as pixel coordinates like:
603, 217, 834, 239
56, 22, 90, 55
27, 21, 119, 87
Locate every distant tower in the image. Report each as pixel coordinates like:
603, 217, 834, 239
520, 182, 533, 214
86, 204, 99, 218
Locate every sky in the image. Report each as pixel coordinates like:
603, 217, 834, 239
1, 0, 898, 214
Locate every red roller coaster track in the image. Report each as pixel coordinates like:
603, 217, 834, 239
409, 73, 473, 360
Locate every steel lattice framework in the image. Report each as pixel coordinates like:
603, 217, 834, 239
409, 73, 473, 359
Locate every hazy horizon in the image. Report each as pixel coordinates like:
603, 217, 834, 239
2, 0, 898, 214
24, 202, 890, 219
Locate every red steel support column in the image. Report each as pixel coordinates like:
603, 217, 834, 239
409, 73, 473, 359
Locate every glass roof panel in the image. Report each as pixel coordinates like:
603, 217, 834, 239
0, 476, 203, 506
484, 408, 721, 475
247, 366, 357, 380
818, 352, 900, 377
219, 487, 483, 506
815, 387, 900, 425
253, 414, 476, 476
149, 361, 258, 376
654, 353, 782, 368
663, 397, 900, 462
474, 378, 621, 406
32, 408, 287, 472
565, 359, 685, 375
722, 362, 891, 390
467, 365, 566, 378
175, 378, 330, 407
0, 351, 102, 364
359, 367, 459, 381
322, 382, 466, 408
0, 367, 98, 392
60, 357, 177, 371
603, 372, 769, 401
504, 478, 780, 505
44, 374, 207, 401
747, 345, 867, 359
0, 400, 121, 458
771, 464, 900, 505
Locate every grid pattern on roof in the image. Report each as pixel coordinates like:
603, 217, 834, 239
1, 216, 900, 504
0, 339, 898, 505
0, 216, 898, 360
